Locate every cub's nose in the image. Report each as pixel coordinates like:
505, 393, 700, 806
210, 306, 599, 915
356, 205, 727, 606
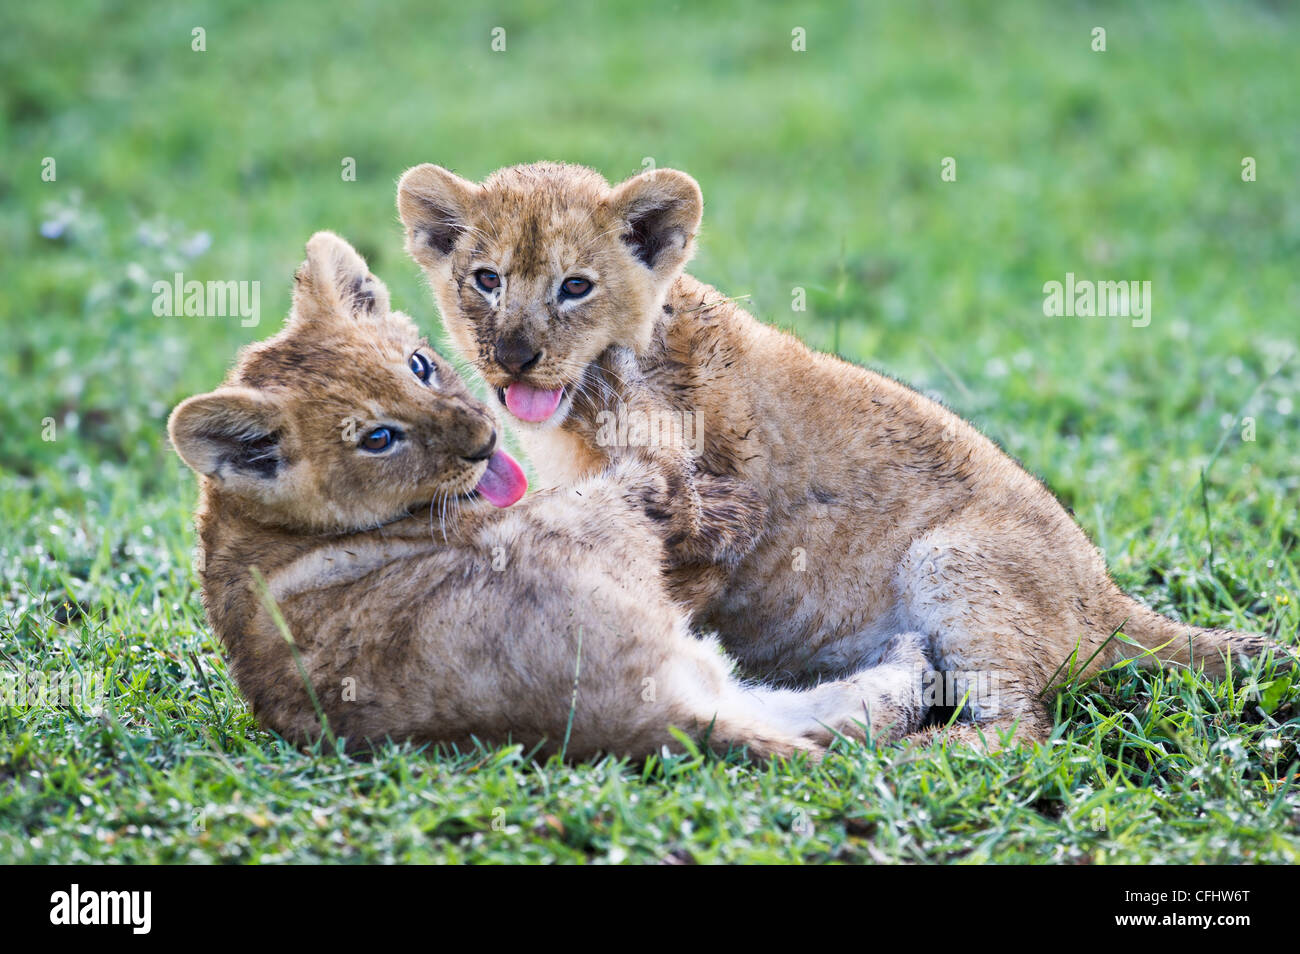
461, 429, 498, 462
494, 336, 542, 376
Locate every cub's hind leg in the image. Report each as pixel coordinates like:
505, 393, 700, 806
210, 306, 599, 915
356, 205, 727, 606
830, 631, 932, 742
892, 519, 1107, 749
601, 626, 933, 759
738, 631, 932, 746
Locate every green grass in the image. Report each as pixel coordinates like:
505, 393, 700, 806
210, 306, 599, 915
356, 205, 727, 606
2, 0, 1298, 863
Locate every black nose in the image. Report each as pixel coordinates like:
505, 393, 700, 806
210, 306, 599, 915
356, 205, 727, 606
494, 337, 542, 376
461, 430, 497, 462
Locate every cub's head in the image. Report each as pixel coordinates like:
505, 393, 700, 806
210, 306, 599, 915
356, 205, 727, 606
397, 161, 702, 428
168, 231, 526, 534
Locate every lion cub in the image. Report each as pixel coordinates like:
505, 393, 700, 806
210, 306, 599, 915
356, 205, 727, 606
168, 231, 926, 758
398, 161, 1288, 747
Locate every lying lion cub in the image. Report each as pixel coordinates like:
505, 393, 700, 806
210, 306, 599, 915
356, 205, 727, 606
398, 161, 1287, 747
168, 231, 926, 758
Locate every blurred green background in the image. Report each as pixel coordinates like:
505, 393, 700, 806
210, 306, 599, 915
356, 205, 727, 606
1, 1, 1298, 863
4, 1, 1297, 513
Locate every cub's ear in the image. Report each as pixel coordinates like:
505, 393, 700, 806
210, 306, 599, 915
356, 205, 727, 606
396, 164, 481, 269
605, 169, 703, 280
291, 230, 391, 326
168, 387, 285, 483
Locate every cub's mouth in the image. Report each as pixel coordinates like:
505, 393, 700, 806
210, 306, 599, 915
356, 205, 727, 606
411, 446, 525, 526
494, 382, 570, 425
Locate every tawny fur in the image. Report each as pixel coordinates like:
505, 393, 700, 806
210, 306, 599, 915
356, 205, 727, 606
398, 161, 1293, 749
169, 231, 927, 760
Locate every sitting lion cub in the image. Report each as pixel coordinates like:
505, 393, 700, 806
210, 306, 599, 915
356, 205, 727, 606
168, 231, 926, 758
397, 161, 1288, 747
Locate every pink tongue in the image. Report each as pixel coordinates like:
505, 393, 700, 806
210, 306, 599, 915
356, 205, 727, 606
474, 449, 527, 508
505, 382, 563, 422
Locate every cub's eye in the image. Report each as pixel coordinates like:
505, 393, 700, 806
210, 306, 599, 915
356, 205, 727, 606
560, 276, 593, 299
359, 426, 399, 453
475, 270, 501, 292
409, 351, 433, 384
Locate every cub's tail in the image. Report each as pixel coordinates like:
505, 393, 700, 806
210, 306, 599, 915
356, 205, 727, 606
1114, 596, 1295, 676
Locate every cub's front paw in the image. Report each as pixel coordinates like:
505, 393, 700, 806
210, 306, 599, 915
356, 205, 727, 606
667, 473, 766, 568
606, 456, 673, 521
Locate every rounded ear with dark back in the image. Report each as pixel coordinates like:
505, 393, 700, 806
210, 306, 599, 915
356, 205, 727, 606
396, 164, 482, 269
604, 169, 703, 281
291, 230, 391, 327
168, 387, 284, 482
